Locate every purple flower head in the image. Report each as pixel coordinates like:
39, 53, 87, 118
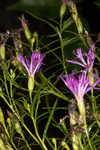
60, 71, 100, 101
18, 51, 45, 78
66, 47, 96, 72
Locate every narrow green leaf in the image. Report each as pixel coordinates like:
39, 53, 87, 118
43, 99, 58, 140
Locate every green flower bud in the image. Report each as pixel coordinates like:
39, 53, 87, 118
52, 138, 57, 149
31, 37, 35, 47
68, 0, 83, 34
15, 120, 24, 138
0, 108, 5, 126
28, 76, 34, 94
10, 69, 15, 80
25, 28, 32, 41
60, 3, 67, 18
76, 18, 83, 34
7, 118, 11, 129
24, 101, 30, 113
21, 15, 31, 41
0, 44, 5, 60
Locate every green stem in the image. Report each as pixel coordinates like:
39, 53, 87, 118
78, 100, 93, 150
22, 135, 31, 150
57, 27, 67, 75
60, 17, 63, 34
61, 141, 70, 150
3, 119, 17, 150
10, 81, 13, 98
91, 89, 96, 115
32, 117, 48, 150
29, 90, 32, 104
4, 81, 10, 101
0, 94, 39, 146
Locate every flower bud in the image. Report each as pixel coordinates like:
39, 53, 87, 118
24, 101, 30, 113
28, 76, 34, 94
31, 37, 35, 48
52, 138, 57, 149
67, 0, 83, 34
76, 18, 83, 34
21, 15, 31, 41
0, 44, 5, 60
14, 38, 22, 52
0, 108, 5, 126
60, 3, 67, 19
24, 28, 31, 42
7, 118, 11, 129
31, 32, 38, 49
15, 120, 24, 138
10, 69, 15, 80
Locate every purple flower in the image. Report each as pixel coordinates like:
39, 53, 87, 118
60, 71, 100, 101
66, 47, 96, 72
18, 51, 45, 78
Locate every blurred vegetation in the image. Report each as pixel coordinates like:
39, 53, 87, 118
8, 0, 61, 18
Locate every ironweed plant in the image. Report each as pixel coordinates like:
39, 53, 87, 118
0, 0, 100, 150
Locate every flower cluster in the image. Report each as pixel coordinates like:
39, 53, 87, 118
18, 51, 45, 78
60, 46, 100, 141
18, 51, 45, 94
66, 47, 96, 72
60, 71, 100, 101
60, 46, 99, 101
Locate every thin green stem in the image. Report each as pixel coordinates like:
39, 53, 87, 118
32, 117, 48, 150
61, 141, 70, 150
22, 122, 39, 144
22, 135, 31, 150
78, 100, 93, 150
4, 81, 10, 101
60, 17, 63, 34
3, 117, 17, 150
0, 94, 39, 146
29, 90, 32, 104
91, 89, 96, 115
10, 81, 13, 98
56, 27, 67, 75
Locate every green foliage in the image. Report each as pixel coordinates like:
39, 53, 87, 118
95, 0, 100, 7
0, 0, 100, 150
8, 0, 61, 18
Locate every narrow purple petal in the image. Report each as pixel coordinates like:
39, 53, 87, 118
60, 75, 68, 87
86, 78, 100, 93
60, 74, 78, 97
94, 87, 100, 90
18, 54, 29, 74
66, 60, 85, 67
25, 57, 30, 68
74, 48, 87, 65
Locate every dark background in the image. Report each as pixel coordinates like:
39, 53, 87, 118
0, 0, 21, 32
0, 0, 100, 34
